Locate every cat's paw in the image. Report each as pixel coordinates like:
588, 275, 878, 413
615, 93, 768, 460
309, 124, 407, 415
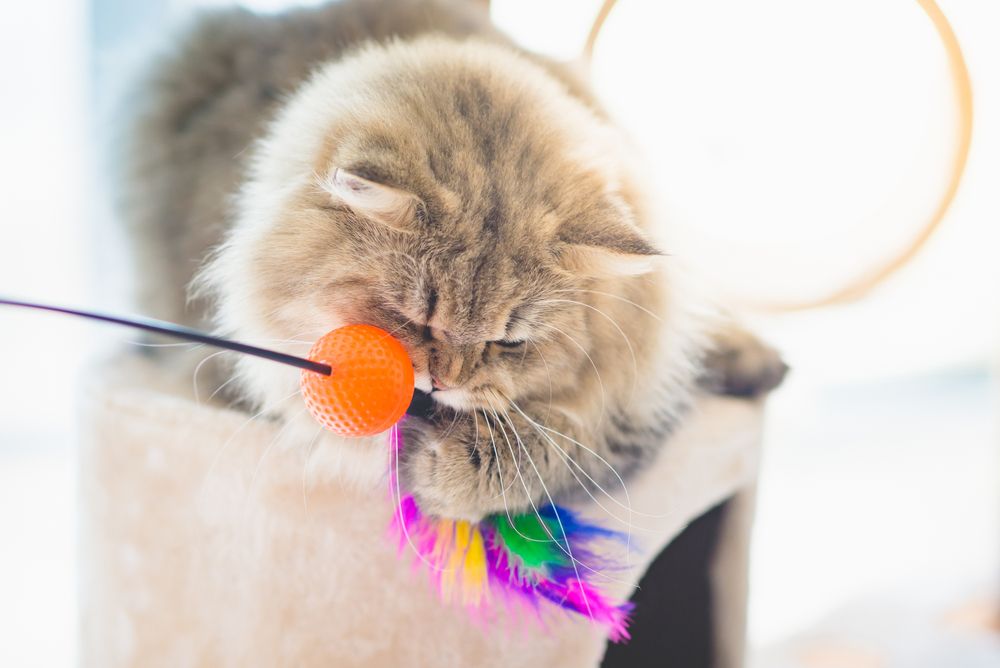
701, 327, 789, 398
397, 412, 496, 521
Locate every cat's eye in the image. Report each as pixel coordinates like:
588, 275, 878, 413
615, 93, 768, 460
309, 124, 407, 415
493, 339, 525, 349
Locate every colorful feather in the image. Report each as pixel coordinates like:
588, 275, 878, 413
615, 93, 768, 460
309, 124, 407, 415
388, 422, 633, 641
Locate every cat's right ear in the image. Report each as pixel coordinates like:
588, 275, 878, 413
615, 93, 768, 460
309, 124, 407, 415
556, 194, 664, 277
323, 168, 419, 231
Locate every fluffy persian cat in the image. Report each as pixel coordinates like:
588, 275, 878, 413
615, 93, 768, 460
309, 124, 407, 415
120, 0, 785, 520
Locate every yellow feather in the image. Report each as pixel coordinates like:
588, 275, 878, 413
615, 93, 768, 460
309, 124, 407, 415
428, 519, 488, 606
433, 520, 455, 600
461, 527, 488, 607
453, 520, 472, 555
437, 520, 460, 602
450, 522, 473, 600
432, 520, 454, 564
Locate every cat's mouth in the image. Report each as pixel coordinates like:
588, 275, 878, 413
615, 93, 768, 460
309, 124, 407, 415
411, 355, 493, 413
413, 367, 477, 411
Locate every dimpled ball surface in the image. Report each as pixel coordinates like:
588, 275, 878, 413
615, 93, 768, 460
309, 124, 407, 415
300, 324, 415, 437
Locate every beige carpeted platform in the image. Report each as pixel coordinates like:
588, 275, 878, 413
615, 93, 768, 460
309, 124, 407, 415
79, 353, 765, 667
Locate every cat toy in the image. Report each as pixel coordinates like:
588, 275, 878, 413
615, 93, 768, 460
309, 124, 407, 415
0, 297, 632, 640
303, 324, 632, 639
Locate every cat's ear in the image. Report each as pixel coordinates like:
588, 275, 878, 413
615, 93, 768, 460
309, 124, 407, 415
324, 168, 419, 230
557, 198, 663, 277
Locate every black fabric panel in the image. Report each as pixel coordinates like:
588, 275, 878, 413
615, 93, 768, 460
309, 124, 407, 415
601, 499, 729, 668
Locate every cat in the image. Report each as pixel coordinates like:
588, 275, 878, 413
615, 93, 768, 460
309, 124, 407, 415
119, 0, 786, 521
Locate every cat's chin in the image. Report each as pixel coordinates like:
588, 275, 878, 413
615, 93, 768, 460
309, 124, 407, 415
413, 370, 433, 394
429, 388, 477, 412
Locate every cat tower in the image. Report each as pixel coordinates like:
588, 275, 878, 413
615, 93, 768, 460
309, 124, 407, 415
75, 0, 796, 664
78, 352, 766, 667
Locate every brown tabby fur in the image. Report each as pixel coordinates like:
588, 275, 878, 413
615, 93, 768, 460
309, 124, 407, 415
120, 0, 785, 520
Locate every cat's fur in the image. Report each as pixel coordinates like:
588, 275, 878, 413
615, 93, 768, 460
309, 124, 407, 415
120, 0, 785, 520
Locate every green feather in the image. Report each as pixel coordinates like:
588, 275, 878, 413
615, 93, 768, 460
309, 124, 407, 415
491, 512, 568, 571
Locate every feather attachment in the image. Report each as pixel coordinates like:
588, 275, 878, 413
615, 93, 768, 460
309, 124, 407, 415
388, 422, 633, 642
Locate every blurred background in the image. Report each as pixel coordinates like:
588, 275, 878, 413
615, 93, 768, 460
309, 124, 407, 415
1, 0, 997, 665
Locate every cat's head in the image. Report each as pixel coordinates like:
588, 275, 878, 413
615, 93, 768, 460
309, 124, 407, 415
202, 38, 662, 414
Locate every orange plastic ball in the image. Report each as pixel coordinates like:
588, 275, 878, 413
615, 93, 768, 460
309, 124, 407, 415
300, 324, 415, 437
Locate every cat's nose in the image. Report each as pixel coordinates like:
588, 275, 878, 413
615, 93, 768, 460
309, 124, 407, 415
431, 375, 450, 391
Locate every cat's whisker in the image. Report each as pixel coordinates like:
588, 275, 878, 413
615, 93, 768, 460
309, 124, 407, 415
486, 403, 552, 546
193, 332, 314, 404
248, 337, 313, 345
468, 409, 480, 464
131, 335, 309, 355
508, 398, 648, 543
493, 406, 601, 616
213, 336, 313, 346
361, 248, 423, 282
485, 390, 526, 475
550, 288, 662, 322
328, 247, 424, 299
390, 424, 458, 574
502, 395, 643, 574
198, 389, 302, 500
206, 375, 238, 404
385, 316, 416, 339
481, 409, 522, 524
301, 425, 324, 514
534, 421, 674, 521
496, 402, 634, 586
528, 340, 554, 425
533, 322, 607, 424
539, 298, 639, 406
491, 406, 555, 544
517, 339, 529, 367
125, 340, 207, 349
490, 396, 632, 587
489, 402, 531, 484
481, 409, 520, 498
507, 397, 633, 510
533, 427, 657, 541
437, 409, 463, 443
192, 349, 229, 404
244, 406, 307, 513
311, 169, 329, 193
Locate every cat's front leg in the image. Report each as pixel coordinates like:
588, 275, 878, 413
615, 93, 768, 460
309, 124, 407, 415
398, 401, 599, 521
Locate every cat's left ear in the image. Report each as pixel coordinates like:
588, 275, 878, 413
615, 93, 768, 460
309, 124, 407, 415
557, 197, 663, 277
323, 168, 419, 230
